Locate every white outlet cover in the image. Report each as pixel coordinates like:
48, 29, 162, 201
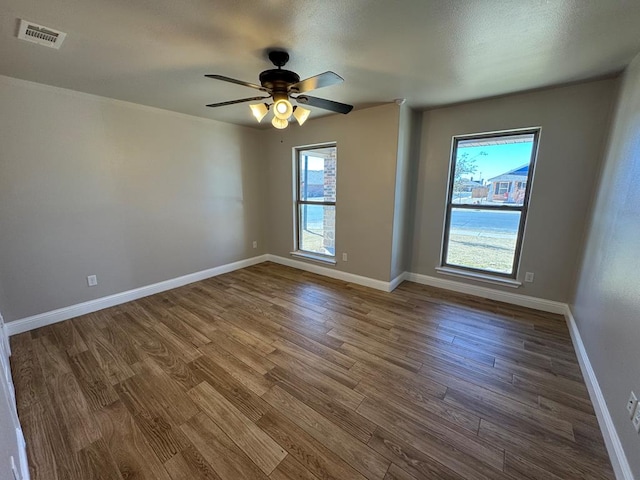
633, 407, 640, 432
627, 391, 638, 417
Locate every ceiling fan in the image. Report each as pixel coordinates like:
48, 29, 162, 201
205, 50, 353, 129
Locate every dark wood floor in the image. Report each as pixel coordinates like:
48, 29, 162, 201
10, 262, 614, 480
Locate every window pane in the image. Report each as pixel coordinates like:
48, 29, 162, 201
299, 148, 337, 202
298, 204, 335, 256
445, 208, 521, 274
452, 133, 535, 207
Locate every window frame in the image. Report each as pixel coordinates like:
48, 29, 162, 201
293, 143, 337, 259
441, 128, 540, 279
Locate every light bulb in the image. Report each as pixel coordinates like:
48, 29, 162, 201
273, 99, 293, 120
271, 117, 289, 129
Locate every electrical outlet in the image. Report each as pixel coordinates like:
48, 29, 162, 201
342, 253, 348, 262
633, 406, 640, 432
252, 241, 258, 249
524, 272, 534, 283
627, 391, 638, 417
87, 275, 97, 287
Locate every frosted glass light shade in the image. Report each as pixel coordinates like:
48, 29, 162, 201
271, 117, 289, 129
249, 103, 269, 122
293, 106, 311, 126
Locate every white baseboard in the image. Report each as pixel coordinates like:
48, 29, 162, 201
389, 271, 408, 292
265, 254, 395, 292
565, 306, 633, 480
405, 272, 566, 314
6, 254, 268, 336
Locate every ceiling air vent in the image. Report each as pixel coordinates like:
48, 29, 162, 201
17, 19, 66, 49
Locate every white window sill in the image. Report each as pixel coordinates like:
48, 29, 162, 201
290, 251, 337, 266
435, 266, 522, 288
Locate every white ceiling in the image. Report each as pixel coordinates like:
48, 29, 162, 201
1, 0, 640, 128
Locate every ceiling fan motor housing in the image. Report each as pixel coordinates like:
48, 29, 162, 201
259, 69, 300, 97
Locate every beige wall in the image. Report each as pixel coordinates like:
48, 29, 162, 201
572, 54, 640, 478
264, 104, 400, 282
0, 76, 266, 322
410, 78, 618, 302
390, 106, 421, 280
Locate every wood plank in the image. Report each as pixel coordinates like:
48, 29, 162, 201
256, 410, 368, 480
204, 329, 276, 375
355, 380, 480, 433
75, 316, 136, 385
268, 455, 320, 480
35, 336, 102, 452
50, 319, 89, 356
132, 357, 200, 425
96, 401, 173, 480
180, 412, 271, 480
189, 355, 269, 421
328, 327, 424, 372
265, 366, 376, 444
76, 438, 124, 480
164, 445, 223, 480
19, 402, 59, 480
384, 464, 420, 480
358, 395, 504, 472
260, 318, 352, 367
114, 377, 191, 463
271, 338, 359, 388
198, 341, 274, 396
478, 419, 614, 480
267, 350, 364, 410
504, 453, 564, 480
187, 381, 287, 475
9, 332, 47, 410
67, 350, 119, 410
368, 428, 464, 480
443, 387, 575, 442
262, 385, 390, 479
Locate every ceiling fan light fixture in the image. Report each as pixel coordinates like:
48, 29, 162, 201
271, 116, 289, 129
273, 98, 293, 120
249, 103, 269, 122
293, 106, 311, 126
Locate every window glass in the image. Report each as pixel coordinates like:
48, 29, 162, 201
443, 130, 539, 277
295, 145, 337, 257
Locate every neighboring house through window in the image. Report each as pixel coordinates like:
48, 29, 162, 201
442, 129, 540, 278
294, 144, 337, 258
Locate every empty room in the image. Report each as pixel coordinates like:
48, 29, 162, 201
1, 1, 640, 479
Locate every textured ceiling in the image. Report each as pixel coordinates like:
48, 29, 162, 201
1, 0, 639, 127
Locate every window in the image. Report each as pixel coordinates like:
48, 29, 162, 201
442, 129, 539, 278
496, 182, 509, 195
295, 144, 337, 258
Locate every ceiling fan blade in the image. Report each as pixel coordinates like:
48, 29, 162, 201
205, 74, 267, 92
289, 72, 344, 93
295, 95, 353, 114
206, 96, 270, 108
